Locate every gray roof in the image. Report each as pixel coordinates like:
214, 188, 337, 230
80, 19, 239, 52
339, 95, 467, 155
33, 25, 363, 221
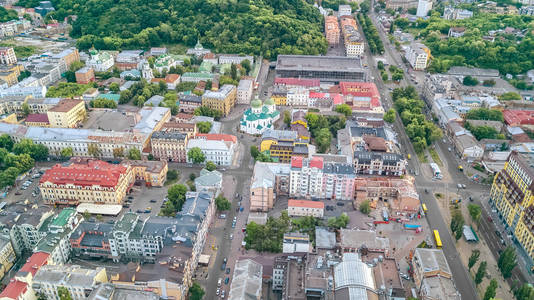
251, 162, 290, 189
151, 131, 187, 140
179, 94, 202, 103
447, 66, 499, 77
350, 126, 386, 139
276, 55, 363, 72
182, 191, 214, 219
353, 151, 403, 165
413, 248, 451, 275
323, 162, 355, 175
203, 85, 236, 100
315, 227, 336, 249
261, 129, 298, 141
145, 95, 164, 107
237, 79, 253, 91
70, 221, 113, 247
33, 265, 105, 288
333, 253, 376, 300
228, 259, 263, 300
195, 169, 223, 188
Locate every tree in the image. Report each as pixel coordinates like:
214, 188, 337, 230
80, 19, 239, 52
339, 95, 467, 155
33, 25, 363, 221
468, 204, 482, 223
87, 144, 101, 157
119, 89, 132, 104
315, 128, 332, 153
335, 104, 352, 117
206, 161, 217, 171
514, 283, 534, 300
167, 169, 179, 181
128, 148, 141, 160
392, 71, 404, 81
384, 109, 396, 123
327, 213, 350, 229
188, 282, 205, 300
197, 121, 212, 134
0, 167, 20, 188
498, 92, 522, 101
450, 209, 464, 241
498, 246, 517, 279
0, 134, 14, 151
60, 147, 73, 158
283, 110, 291, 127
21, 103, 30, 117
113, 147, 124, 158
465, 108, 503, 122
167, 184, 188, 211
12, 139, 48, 161
377, 61, 384, 70
463, 76, 479, 86
188, 147, 206, 164
474, 261, 487, 286
82, 210, 91, 220
90, 98, 117, 108
109, 82, 120, 93
215, 195, 231, 211
250, 145, 260, 159
230, 63, 238, 81
57, 287, 73, 300
482, 79, 496, 87
483, 279, 498, 300
359, 200, 371, 214
468, 249, 480, 271
241, 59, 251, 75
382, 72, 389, 81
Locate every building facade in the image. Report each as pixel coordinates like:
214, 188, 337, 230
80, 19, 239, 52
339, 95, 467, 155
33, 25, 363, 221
325, 16, 340, 46
151, 131, 188, 163
186, 134, 237, 166
201, 85, 236, 116
353, 151, 407, 176
46, 99, 86, 128
405, 43, 430, 71
240, 98, 280, 135
237, 79, 254, 104
0, 47, 17, 65
287, 199, 324, 218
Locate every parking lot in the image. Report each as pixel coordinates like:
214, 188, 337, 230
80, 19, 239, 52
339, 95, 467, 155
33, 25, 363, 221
6, 167, 48, 206
118, 184, 169, 218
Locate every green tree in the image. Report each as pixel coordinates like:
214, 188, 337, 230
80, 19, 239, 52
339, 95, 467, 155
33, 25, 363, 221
315, 128, 332, 153
450, 209, 464, 241
498, 246, 517, 279
392, 71, 404, 81
359, 200, 371, 214
384, 109, 396, 123
167, 169, 179, 181
377, 61, 384, 70
60, 147, 74, 158
482, 79, 496, 87
87, 144, 101, 157
283, 110, 291, 126
465, 108, 503, 122
128, 148, 142, 160
90, 98, 118, 108
197, 121, 212, 134
327, 213, 350, 229
468, 204, 482, 223
463, 76, 479, 86
119, 89, 133, 104
206, 161, 217, 171
0, 134, 14, 151
0, 167, 20, 188
382, 72, 389, 81
113, 147, 124, 158
474, 261, 487, 286
468, 249, 480, 271
499, 92, 522, 101
82, 210, 91, 220
57, 287, 73, 300
514, 283, 534, 300
483, 279, 498, 300
188, 147, 206, 164
335, 104, 352, 117
230, 63, 238, 81
167, 184, 188, 211
188, 282, 205, 300
250, 145, 260, 159
241, 59, 251, 75
215, 195, 231, 211
21, 103, 30, 117
12, 139, 48, 161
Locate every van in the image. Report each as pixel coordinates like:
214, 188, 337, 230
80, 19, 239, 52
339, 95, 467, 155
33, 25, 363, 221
218, 278, 222, 287
219, 214, 226, 219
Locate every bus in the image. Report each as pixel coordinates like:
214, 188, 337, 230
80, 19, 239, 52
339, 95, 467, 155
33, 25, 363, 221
430, 163, 442, 179
433, 230, 443, 249
422, 203, 428, 213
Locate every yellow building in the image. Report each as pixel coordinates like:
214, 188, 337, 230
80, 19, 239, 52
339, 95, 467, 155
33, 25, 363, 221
260, 129, 308, 163
0, 236, 15, 281
0, 113, 17, 124
201, 84, 236, 116
46, 99, 86, 128
124, 160, 168, 187
490, 151, 534, 265
271, 88, 287, 106
0, 64, 24, 86
39, 159, 134, 205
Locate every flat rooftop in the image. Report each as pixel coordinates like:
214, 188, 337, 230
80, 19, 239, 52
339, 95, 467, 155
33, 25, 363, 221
276, 55, 363, 72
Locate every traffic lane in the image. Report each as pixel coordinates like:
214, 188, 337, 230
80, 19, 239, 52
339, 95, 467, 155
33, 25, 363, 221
417, 186, 479, 300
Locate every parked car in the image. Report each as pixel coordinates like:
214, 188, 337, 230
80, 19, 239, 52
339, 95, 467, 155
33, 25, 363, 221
225, 277, 229, 284
221, 290, 225, 299
336, 202, 344, 206
225, 268, 231, 274
230, 234, 233, 240
218, 278, 222, 287
150, 199, 156, 203
216, 288, 220, 296
136, 209, 143, 213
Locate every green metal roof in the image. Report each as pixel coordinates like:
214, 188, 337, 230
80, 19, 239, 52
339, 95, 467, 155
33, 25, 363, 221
50, 208, 76, 228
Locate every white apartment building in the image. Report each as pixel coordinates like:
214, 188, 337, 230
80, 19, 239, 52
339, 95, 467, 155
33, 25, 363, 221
346, 38, 365, 57
338, 4, 352, 16
286, 87, 309, 106
218, 55, 254, 65
405, 43, 430, 70
0, 47, 16, 65
0, 19, 31, 38
0, 77, 47, 98
186, 138, 236, 166
290, 157, 324, 199
237, 79, 254, 104
287, 199, 324, 218
416, 0, 432, 17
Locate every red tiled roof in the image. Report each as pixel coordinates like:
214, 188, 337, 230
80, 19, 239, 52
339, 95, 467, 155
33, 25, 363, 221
49, 99, 83, 113
503, 110, 534, 126
165, 74, 180, 83
339, 82, 381, 107
175, 113, 193, 120
0, 280, 28, 299
291, 156, 303, 168
40, 160, 129, 188
310, 156, 324, 169
274, 77, 320, 88
19, 252, 49, 276
288, 199, 325, 209
25, 113, 49, 123
195, 133, 237, 143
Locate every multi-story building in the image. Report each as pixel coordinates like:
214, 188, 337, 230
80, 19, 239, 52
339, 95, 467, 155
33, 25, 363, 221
0, 252, 50, 300
288, 199, 324, 217
275, 55, 366, 83
290, 156, 355, 200
75, 66, 95, 84
218, 55, 254, 65
0, 76, 47, 98
162, 122, 196, 138
124, 160, 168, 187
52, 48, 80, 69
260, 129, 308, 163
186, 134, 237, 166
39, 159, 134, 205
490, 152, 534, 264
0, 64, 24, 86
325, 16, 340, 46
386, 0, 418, 9
0, 47, 17, 65
0, 19, 31, 38
353, 151, 406, 176
32, 265, 108, 300
180, 72, 214, 83
85, 50, 114, 72
228, 260, 263, 300
178, 94, 202, 113
237, 79, 254, 104
405, 43, 431, 70
353, 177, 420, 214
412, 248, 461, 300
416, 0, 433, 17
201, 85, 236, 116
338, 4, 352, 16
114, 50, 143, 71
0, 235, 15, 281
250, 162, 291, 212
340, 16, 364, 57
151, 131, 188, 163
46, 99, 86, 128
70, 221, 113, 260
274, 77, 320, 90
286, 87, 309, 106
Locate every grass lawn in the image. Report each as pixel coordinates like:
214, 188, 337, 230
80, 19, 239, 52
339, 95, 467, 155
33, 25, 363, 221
0, 42, 37, 58
429, 148, 443, 167
417, 151, 428, 163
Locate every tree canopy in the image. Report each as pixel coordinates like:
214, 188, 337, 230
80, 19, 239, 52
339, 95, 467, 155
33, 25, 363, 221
0, 7, 18, 22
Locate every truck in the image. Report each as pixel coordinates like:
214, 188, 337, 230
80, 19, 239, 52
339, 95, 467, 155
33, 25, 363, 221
404, 224, 422, 230
382, 209, 389, 221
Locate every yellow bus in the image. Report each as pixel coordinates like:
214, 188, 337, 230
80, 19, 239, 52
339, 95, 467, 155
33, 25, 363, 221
433, 230, 442, 249
422, 203, 428, 213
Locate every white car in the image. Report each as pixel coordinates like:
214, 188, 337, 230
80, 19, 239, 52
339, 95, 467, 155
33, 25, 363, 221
216, 288, 220, 296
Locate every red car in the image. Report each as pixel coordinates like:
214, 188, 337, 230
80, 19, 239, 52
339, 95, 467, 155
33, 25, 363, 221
487, 216, 493, 222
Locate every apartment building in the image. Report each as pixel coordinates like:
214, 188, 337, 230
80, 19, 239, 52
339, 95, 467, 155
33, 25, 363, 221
288, 199, 324, 218
0, 47, 17, 65
201, 84, 236, 116
70, 221, 113, 260
151, 131, 188, 162
218, 55, 254, 65
75, 66, 95, 84
0, 19, 31, 38
325, 16, 340, 46
0, 64, 23, 86
186, 134, 237, 166
289, 156, 355, 200
228, 260, 263, 300
386, 0, 418, 9
490, 151, 534, 263
0, 235, 15, 281
123, 160, 168, 187
353, 151, 407, 176
405, 43, 431, 71
52, 48, 80, 69
46, 99, 86, 128
340, 16, 364, 57
39, 160, 134, 205
0, 252, 50, 300
178, 94, 202, 113
286, 87, 309, 106
250, 162, 291, 212
161, 122, 196, 138
114, 50, 143, 71
412, 249, 461, 300
260, 129, 308, 163
237, 79, 254, 104
32, 265, 108, 300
